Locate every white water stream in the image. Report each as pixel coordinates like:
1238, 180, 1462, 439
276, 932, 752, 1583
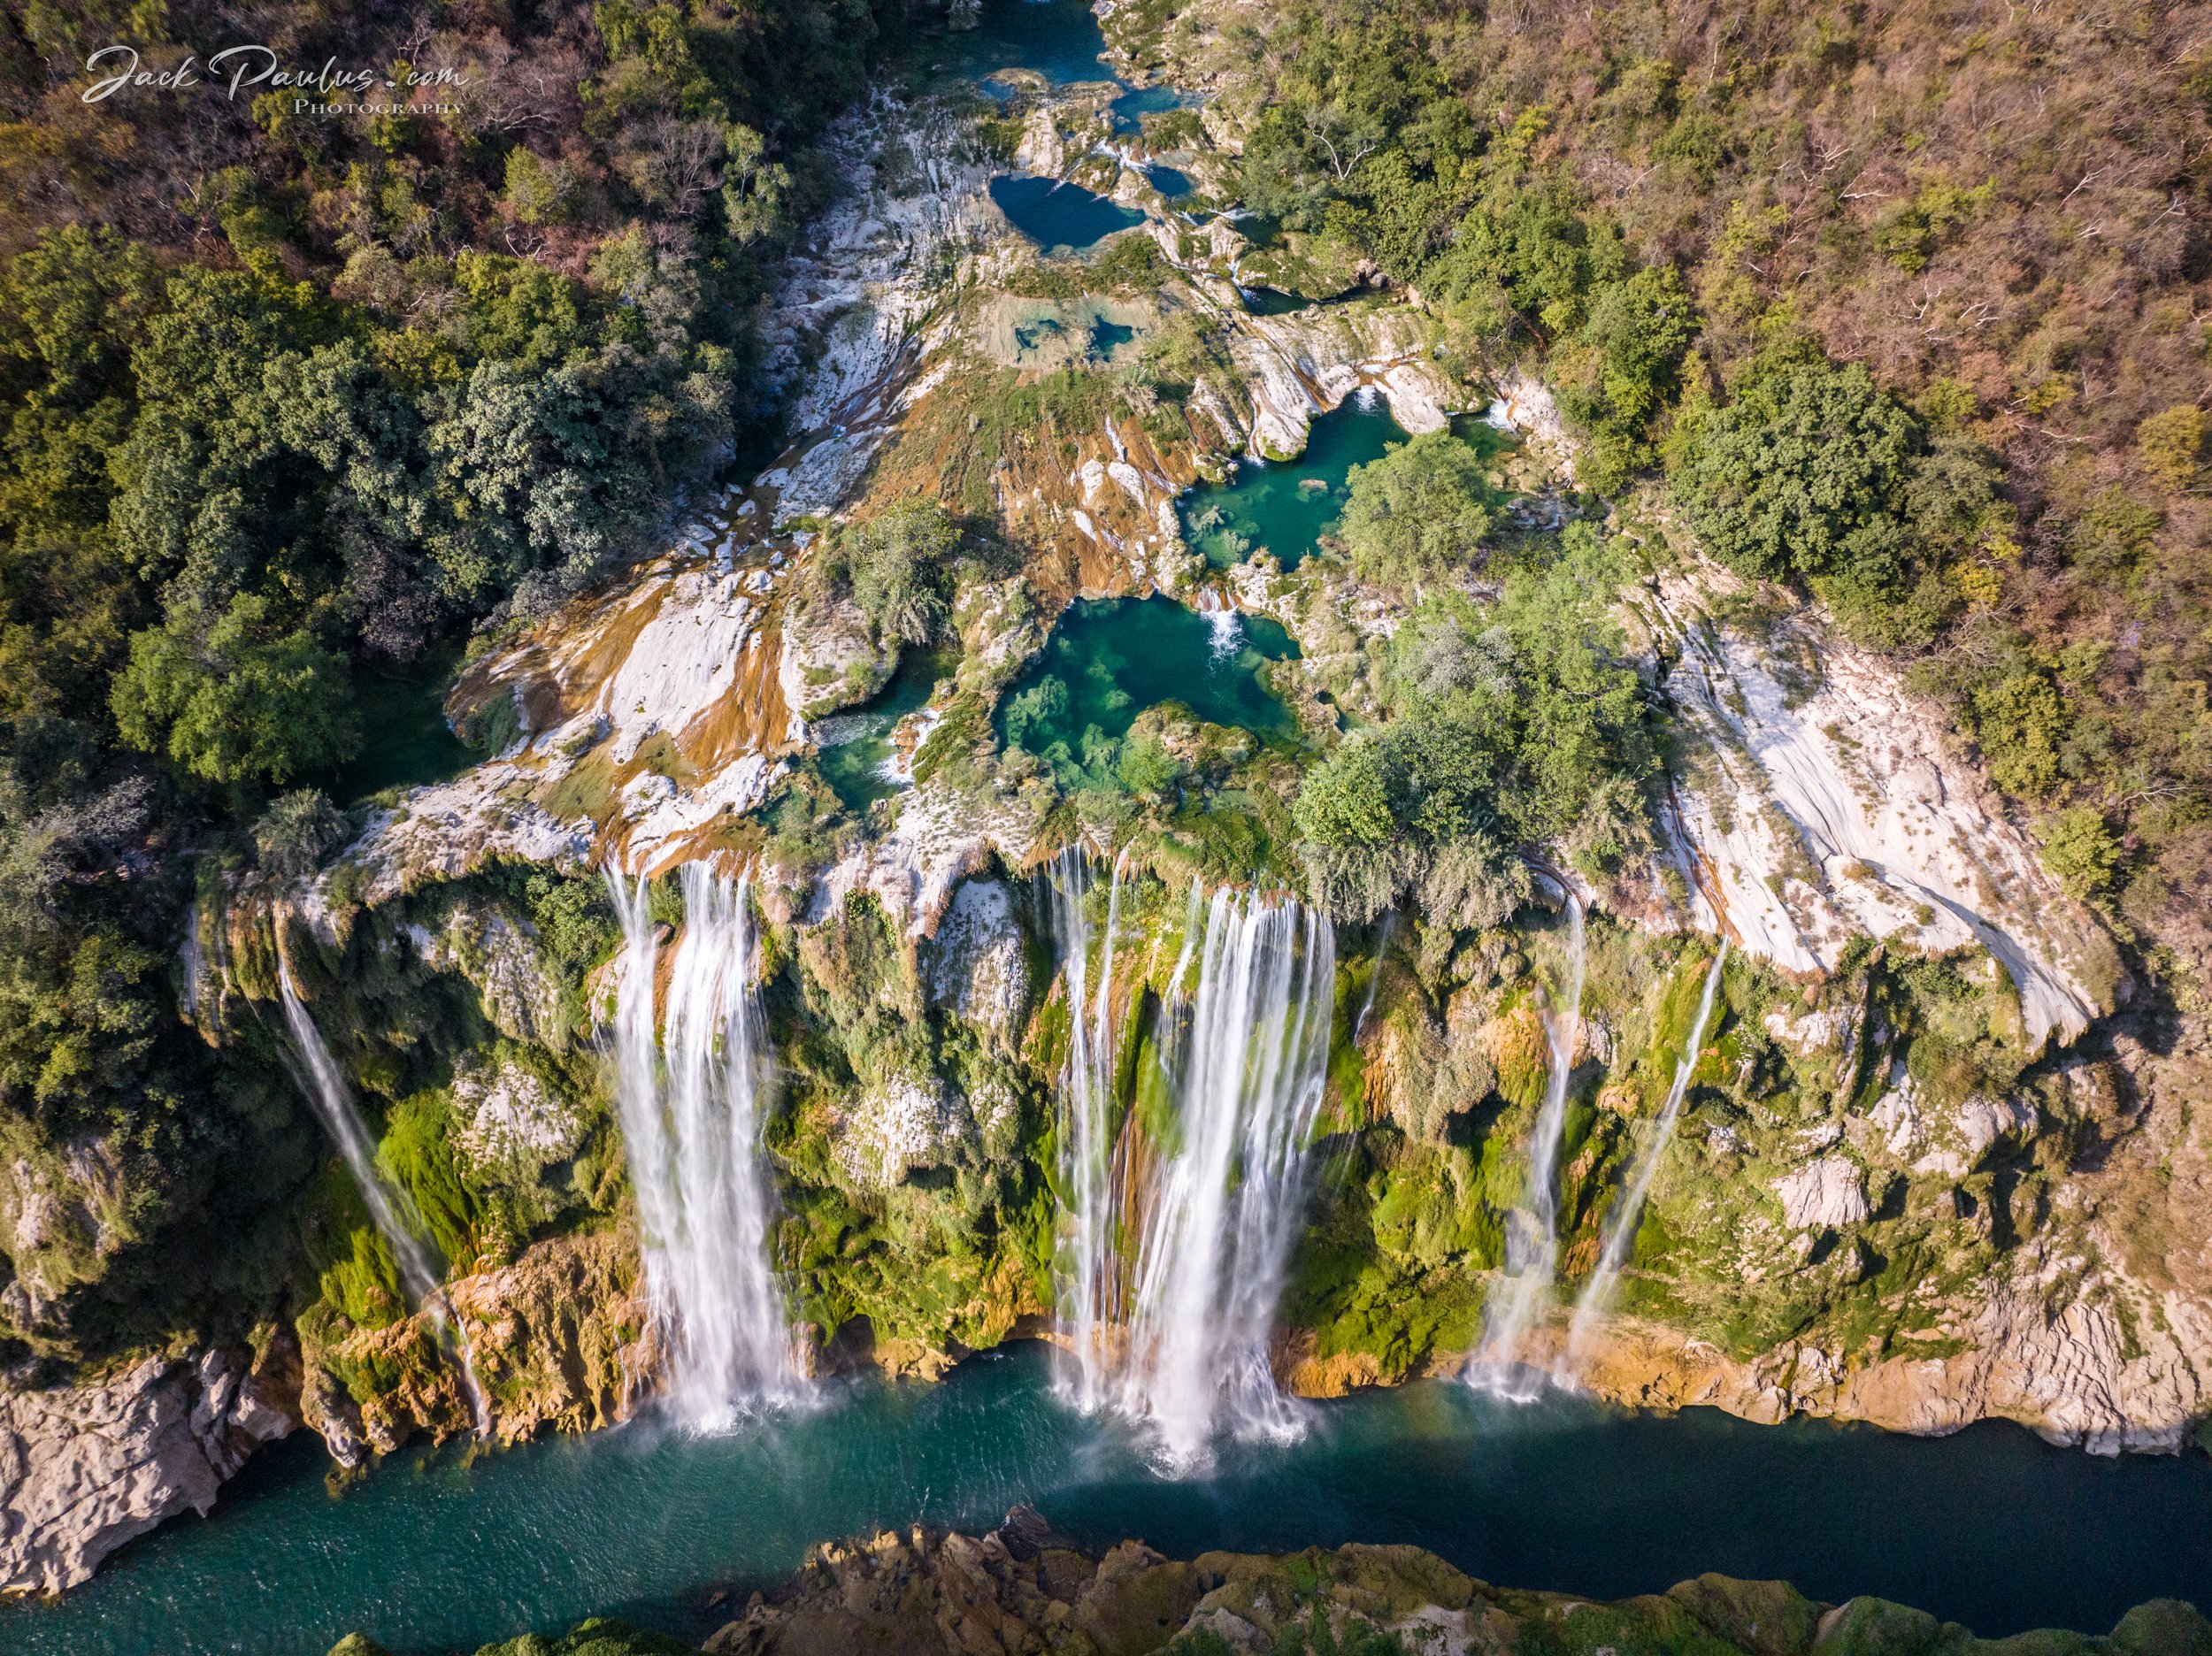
1117, 886, 1336, 1468
608, 865, 801, 1428
1564, 943, 1728, 1371
1043, 846, 1129, 1412
1468, 893, 1584, 1399
275, 956, 490, 1437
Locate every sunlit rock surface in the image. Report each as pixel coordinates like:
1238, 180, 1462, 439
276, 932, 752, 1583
0, 1349, 295, 1594
1641, 566, 2120, 1052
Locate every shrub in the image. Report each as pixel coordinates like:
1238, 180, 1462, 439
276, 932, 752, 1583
254, 790, 349, 879
2039, 807, 2123, 901
2136, 406, 2207, 492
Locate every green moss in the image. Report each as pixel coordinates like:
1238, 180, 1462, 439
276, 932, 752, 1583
377, 1091, 479, 1269
296, 1155, 406, 1328
466, 1617, 705, 1655
1283, 1144, 1495, 1376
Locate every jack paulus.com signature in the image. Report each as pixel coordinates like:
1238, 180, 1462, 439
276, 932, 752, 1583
81, 44, 470, 115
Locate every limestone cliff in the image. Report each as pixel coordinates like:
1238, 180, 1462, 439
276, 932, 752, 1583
691, 1514, 2209, 1656
0, 1346, 296, 1594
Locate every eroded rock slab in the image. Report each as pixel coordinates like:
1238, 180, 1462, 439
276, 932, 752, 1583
0, 1348, 295, 1595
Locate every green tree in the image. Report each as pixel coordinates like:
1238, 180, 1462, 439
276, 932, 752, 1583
1968, 670, 2066, 801
2039, 807, 2122, 901
2136, 406, 2206, 492
1339, 430, 1494, 594
1671, 356, 1919, 585
1552, 264, 1699, 491
1296, 524, 1650, 918
841, 502, 959, 646
112, 595, 359, 786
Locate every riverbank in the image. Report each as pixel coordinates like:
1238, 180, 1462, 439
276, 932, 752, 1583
8, 1345, 2212, 1655
560, 1514, 2212, 1656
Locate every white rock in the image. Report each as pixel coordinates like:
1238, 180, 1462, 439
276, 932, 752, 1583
1774, 1156, 1870, 1230
927, 879, 1029, 1036
453, 1058, 581, 1172
833, 1076, 975, 1190
1955, 1095, 2038, 1157
1651, 565, 2117, 1053
1763, 1007, 1842, 1056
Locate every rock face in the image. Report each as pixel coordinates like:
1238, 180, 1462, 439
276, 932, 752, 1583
0, 1347, 296, 1595
299, 1230, 644, 1467
697, 1513, 2212, 1656
1548, 1245, 2209, 1459
1644, 565, 2120, 1052
1775, 1156, 1872, 1230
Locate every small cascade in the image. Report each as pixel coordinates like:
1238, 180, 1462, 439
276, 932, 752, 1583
1468, 893, 1585, 1399
275, 957, 491, 1438
607, 865, 801, 1428
1118, 888, 1336, 1468
1352, 911, 1397, 1044
1205, 609, 1241, 660
1564, 943, 1728, 1372
1043, 846, 1129, 1411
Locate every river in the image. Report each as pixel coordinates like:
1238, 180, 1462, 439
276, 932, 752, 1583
9, 1345, 2210, 1654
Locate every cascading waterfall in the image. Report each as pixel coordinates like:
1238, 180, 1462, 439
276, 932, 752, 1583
607, 864, 800, 1428
1564, 943, 1728, 1371
1468, 892, 1585, 1399
275, 956, 491, 1437
1043, 846, 1129, 1412
1117, 887, 1336, 1468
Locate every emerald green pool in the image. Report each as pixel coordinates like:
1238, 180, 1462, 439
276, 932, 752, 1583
1179, 398, 1517, 570
817, 648, 954, 813
996, 595, 1299, 773
1178, 396, 1408, 570
326, 646, 476, 802
11, 1344, 2209, 1656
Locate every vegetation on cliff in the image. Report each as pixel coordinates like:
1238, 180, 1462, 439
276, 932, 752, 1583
1177, 0, 2209, 983
0, 0, 903, 1370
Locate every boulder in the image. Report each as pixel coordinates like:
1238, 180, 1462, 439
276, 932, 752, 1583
1774, 1156, 1870, 1230
0, 1347, 295, 1594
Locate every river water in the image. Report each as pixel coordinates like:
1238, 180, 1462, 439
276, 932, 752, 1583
8, 1345, 2209, 1655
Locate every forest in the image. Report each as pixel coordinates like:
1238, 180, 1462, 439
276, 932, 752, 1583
0, 0, 904, 1360
1191, 0, 2208, 979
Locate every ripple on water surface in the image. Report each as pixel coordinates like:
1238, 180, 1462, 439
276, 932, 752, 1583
10, 1345, 2212, 1655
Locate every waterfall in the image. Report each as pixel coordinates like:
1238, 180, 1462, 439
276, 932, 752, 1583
607, 864, 801, 1428
1043, 846, 1128, 1412
275, 957, 490, 1437
1564, 943, 1727, 1371
1117, 888, 1336, 1468
1352, 911, 1397, 1044
1206, 610, 1241, 660
1468, 892, 1584, 1399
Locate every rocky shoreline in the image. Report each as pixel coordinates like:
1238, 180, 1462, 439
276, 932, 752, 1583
323, 1509, 2212, 1656
0, 1346, 296, 1595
